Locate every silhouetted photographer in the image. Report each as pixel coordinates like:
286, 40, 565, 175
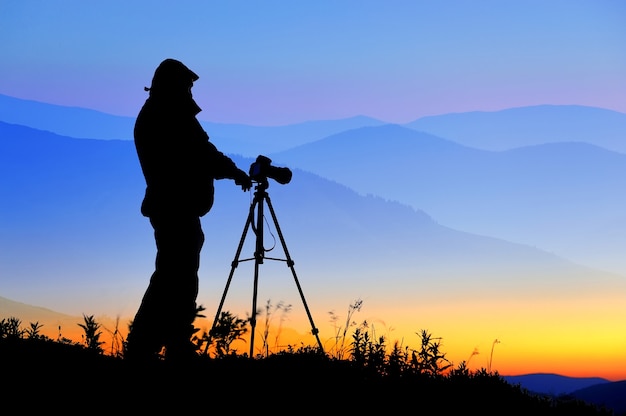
125, 58, 252, 362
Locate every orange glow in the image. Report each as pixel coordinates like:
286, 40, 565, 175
21, 289, 626, 382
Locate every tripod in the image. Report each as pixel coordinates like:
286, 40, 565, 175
209, 179, 324, 357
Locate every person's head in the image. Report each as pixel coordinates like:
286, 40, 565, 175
147, 58, 199, 99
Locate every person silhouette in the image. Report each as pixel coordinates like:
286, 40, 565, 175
125, 58, 252, 362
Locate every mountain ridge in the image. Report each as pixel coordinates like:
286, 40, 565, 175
406, 104, 626, 154
3, 93, 625, 155
503, 373, 612, 396
270, 123, 626, 276
3, 121, 620, 309
0, 93, 386, 155
502, 373, 626, 415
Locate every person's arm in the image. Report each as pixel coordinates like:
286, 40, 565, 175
206, 140, 252, 190
194, 119, 252, 191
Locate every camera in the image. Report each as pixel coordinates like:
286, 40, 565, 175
249, 155, 292, 185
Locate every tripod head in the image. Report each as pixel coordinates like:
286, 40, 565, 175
251, 179, 270, 193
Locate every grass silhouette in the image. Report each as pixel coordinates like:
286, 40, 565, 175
0, 312, 614, 415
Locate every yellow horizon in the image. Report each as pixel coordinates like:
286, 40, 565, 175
25, 298, 625, 383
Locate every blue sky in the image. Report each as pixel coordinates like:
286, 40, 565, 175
1, 0, 625, 125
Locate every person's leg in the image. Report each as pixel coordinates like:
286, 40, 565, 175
162, 216, 204, 360
124, 269, 167, 361
125, 216, 203, 361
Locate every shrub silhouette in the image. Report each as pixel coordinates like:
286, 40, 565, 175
203, 310, 248, 357
77, 314, 104, 353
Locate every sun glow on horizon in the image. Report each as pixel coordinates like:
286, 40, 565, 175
19, 289, 625, 383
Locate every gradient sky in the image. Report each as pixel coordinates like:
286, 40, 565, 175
1, 1, 625, 126
2, 1, 626, 380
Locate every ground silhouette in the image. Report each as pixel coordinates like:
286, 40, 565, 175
1, 335, 614, 415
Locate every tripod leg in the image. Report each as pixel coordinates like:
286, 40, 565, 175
249, 192, 265, 357
206, 198, 256, 355
264, 194, 325, 354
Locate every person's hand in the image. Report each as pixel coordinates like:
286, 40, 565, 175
235, 169, 253, 191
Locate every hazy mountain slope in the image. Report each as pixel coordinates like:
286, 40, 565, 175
201, 115, 386, 156
4, 94, 624, 155
405, 105, 626, 154
0, 93, 385, 155
0, 94, 137, 141
1, 121, 617, 318
270, 124, 626, 274
0, 295, 80, 328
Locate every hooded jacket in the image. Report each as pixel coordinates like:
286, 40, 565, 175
134, 59, 244, 217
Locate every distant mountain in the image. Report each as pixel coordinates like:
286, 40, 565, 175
0, 93, 385, 156
0, 295, 95, 341
270, 124, 626, 275
405, 105, 626, 154
503, 373, 610, 396
199, 115, 386, 156
5, 93, 624, 155
2, 120, 619, 319
503, 373, 626, 415
0, 295, 79, 327
0, 94, 136, 140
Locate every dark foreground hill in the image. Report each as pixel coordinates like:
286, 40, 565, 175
0, 336, 614, 415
